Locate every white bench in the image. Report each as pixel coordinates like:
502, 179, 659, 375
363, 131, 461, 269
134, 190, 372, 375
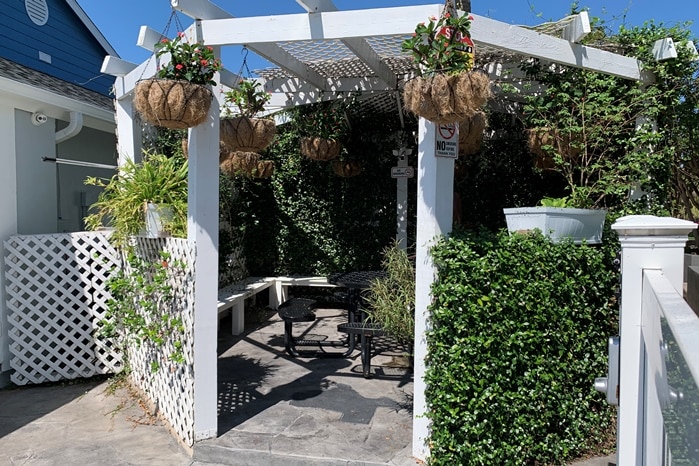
217, 275, 339, 335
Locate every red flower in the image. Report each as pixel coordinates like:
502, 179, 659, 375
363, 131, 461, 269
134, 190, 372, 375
201, 59, 208, 65
445, 12, 451, 18
207, 46, 213, 51
178, 31, 186, 38
468, 15, 474, 20
160, 38, 169, 44
161, 260, 169, 268
175, 64, 184, 70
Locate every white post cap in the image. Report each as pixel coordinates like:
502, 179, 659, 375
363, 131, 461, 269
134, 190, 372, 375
612, 215, 697, 236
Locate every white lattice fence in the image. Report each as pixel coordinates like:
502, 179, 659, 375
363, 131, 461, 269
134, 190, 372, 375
126, 237, 196, 446
4, 232, 122, 385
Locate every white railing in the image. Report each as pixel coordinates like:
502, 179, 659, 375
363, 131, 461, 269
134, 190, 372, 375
642, 270, 699, 465
612, 216, 699, 465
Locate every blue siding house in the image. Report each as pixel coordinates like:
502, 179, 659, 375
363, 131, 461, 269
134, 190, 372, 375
0, 0, 120, 386
0, 0, 115, 95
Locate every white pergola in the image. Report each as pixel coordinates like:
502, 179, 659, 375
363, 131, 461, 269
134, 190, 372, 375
102, 1, 651, 460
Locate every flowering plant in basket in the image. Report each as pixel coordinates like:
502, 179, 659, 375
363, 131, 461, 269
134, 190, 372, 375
400, 11, 489, 124
154, 32, 222, 86
402, 11, 474, 76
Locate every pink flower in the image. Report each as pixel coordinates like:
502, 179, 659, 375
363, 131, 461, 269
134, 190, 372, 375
445, 12, 451, 18
160, 38, 169, 44
468, 15, 474, 20
201, 59, 208, 65
175, 64, 184, 70
178, 32, 186, 38
207, 46, 213, 51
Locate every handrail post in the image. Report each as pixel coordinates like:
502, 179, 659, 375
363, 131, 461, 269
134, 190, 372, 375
611, 215, 696, 464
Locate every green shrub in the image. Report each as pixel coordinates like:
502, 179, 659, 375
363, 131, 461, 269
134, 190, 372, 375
426, 229, 618, 465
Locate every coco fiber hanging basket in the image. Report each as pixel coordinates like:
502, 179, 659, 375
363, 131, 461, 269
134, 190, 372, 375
220, 116, 276, 152
254, 160, 275, 179
300, 137, 342, 161
458, 111, 487, 156
527, 127, 581, 171
220, 151, 260, 177
403, 71, 491, 125
331, 160, 362, 178
134, 78, 213, 129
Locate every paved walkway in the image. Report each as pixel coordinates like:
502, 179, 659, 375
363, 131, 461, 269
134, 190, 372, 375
0, 306, 615, 465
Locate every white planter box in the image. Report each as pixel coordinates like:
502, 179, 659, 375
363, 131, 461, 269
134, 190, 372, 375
503, 207, 607, 244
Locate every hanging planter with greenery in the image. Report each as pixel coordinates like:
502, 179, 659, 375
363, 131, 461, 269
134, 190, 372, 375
298, 100, 350, 161
220, 79, 276, 153
134, 32, 222, 129
401, 7, 491, 124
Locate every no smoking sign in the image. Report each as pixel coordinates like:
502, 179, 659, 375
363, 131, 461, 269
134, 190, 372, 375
435, 122, 459, 158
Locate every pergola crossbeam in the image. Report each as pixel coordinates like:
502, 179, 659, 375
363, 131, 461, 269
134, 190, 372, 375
173, 0, 330, 91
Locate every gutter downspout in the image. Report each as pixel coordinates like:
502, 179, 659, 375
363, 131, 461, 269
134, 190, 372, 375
55, 111, 83, 143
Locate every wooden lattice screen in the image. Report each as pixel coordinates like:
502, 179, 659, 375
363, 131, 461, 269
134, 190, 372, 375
3, 232, 196, 446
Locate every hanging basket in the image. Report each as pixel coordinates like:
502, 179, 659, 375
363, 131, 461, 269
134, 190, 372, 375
458, 111, 487, 155
403, 71, 491, 124
220, 151, 260, 177
220, 117, 276, 152
134, 78, 213, 129
332, 160, 362, 178
181, 139, 229, 163
527, 128, 581, 171
253, 160, 275, 179
300, 137, 342, 161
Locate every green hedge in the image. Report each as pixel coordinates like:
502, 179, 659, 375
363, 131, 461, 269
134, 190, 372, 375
426, 229, 618, 465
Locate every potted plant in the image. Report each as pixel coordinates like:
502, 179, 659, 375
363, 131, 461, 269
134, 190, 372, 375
220, 79, 276, 153
298, 100, 349, 161
401, 9, 491, 124
134, 32, 222, 129
84, 152, 188, 245
503, 197, 607, 245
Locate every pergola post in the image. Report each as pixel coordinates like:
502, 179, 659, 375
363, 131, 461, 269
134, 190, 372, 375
413, 118, 455, 461
188, 79, 222, 441
114, 81, 142, 164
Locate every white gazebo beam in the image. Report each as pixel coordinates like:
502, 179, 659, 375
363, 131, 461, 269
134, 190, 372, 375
199, 5, 442, 45
101, 55, 137, 77
137, 25, 166, 52
173, 0, 330, 91
562, 11, 591, 43
470, 14, 653, 83
296, 0, 398, 88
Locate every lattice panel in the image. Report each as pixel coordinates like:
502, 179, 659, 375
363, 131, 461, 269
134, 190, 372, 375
125, 237, 196, 447
4, 232, 122, 385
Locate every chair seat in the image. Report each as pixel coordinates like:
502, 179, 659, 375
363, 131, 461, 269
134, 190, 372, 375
277, 298, 317, 322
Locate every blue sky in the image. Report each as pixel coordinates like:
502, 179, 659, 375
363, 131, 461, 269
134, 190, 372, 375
77, 0, 698, 73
